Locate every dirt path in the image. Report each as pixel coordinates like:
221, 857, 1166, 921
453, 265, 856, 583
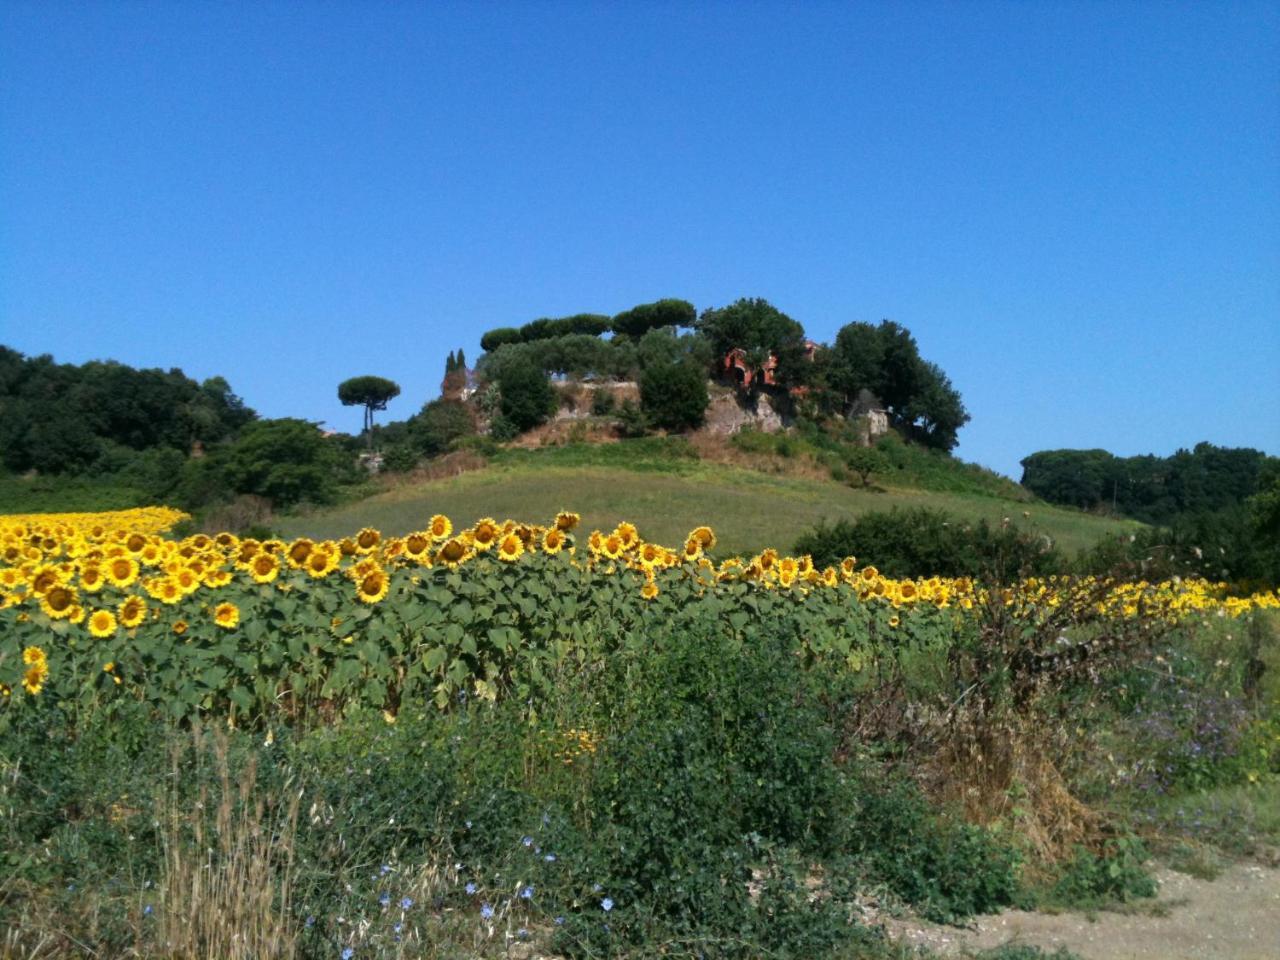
886, 863, 1280, 960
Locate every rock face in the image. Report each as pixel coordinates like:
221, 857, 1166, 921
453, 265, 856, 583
703, 391, 785, 435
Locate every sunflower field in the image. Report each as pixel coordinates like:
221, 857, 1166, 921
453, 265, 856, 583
1, 506, 1277, 726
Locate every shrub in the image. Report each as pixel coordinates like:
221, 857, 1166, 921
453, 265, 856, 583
1045, 837, 1157, 909
639, 360, 708, 432
589, 389, 615, 416
846, 767, 1021, 922
411, 399, 475, 457
794, 507, 1063, 579
216, 418, 349, 509
497, 360, 556, 433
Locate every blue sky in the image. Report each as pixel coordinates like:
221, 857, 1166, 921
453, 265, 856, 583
2, 1, 1277, 479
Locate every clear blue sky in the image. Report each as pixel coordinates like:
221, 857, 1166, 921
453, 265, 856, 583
2, 1, 1277, 479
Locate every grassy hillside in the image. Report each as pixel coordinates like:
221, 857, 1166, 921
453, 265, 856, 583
279, 439, 1138, 558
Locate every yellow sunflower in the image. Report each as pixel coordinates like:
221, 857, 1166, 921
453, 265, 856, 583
542, 528, 566, 555
356, 568, 390, 604
404, 532, 433, 561
23, 662, 48, 695
436, 537, 470, 569
497, 532, 525, 562
88, 609, 118, 638
249, 552, 280, 584
286, 538, 314, 569
79, 564, 107, 593
601, 534, 624, 561
428, 514, 452, 541
471, 518, 499, 551
105, 556, 139, 588
22, 645, 46, 667
682, 538, 702, 562
614, 522, 639, 550
40, 584, 79, 620
355, 527, 381, 553
304, 548, 339, 579
641, 580, 659, 601
213, 602, 240, 629
554, 511, 580, 531
118, 595, 147, 629
173, 620, 188, 636
690, 526, 716, 550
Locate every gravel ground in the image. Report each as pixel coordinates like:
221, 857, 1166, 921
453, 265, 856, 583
884, 862, 1280, 960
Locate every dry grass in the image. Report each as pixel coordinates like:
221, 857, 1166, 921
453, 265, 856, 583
156, 727, 300, 960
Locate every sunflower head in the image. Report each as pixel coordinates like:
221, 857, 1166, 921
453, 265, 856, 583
356, 568, 389, 604
437, 538, 469, 569
286, 538, 314, 568
118, 596, 147, 628
497, 533, 525, 563
213, 602, 240, 629
250, 553, 280, 584
106, 556, 139, 587
641, 580, 659, 601
471, 519, 499, 550
542, 528, 566, 555
554, 511, 580, 532
88, 609, 118, 638
429, 515, 452, 541
355, 528, 381, 553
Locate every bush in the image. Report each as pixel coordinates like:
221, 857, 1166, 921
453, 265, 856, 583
411, 399, 475, 457
794, 507, 1063, 579
497, 360, 556, 433
381, 444, 419, 473
1045, 838, 1157, 909
846, 767, 1021, 922
589, 389, 615, 416
639, 360, 708, 432
215, 418, 350, 509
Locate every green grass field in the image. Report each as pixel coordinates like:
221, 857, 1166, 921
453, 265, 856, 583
279, 451, 1138, 558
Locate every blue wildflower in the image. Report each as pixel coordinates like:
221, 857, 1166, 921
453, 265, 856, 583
521, 836, 533, 847
143, 905, 153, 917
602, 897, 614, 912
554, 916, 565, 925
544, 853, 556, 862
379, 892, 391, 908
400, 896, 413, 910
480, 902, 494, 920
341, 949, 354, 960
465, 882, 477, 895
521, 885, 534, 900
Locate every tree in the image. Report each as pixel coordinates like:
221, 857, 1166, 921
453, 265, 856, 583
844, 447, 888, 487
696, 298, 808, 389
639, 359, 709, 432
479, 327, 523, 352
411, 399, 475, 456
218, 418, 347, 508
496, 360, 555, 434
611, 299, 697, 339
338, 375, 401, 449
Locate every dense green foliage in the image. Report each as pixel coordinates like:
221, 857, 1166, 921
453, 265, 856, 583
794, 507, 1061, 579
0, 346, 255, 474
1020, 443, 1274, 524
1024, 444, 1280, 585
337, 375, 401, 445
610, 297, 697, 338
817, 321, 969, 451
496, 358, 556, 432
697, 297, 811, 388
639, 358, 709, 431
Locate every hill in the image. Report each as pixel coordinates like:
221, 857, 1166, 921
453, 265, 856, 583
278, 437, 1139, 558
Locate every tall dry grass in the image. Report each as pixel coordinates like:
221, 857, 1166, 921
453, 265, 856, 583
156, 727, 300, 960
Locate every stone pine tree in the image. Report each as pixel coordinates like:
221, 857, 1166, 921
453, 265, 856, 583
338, 375, 401, 450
